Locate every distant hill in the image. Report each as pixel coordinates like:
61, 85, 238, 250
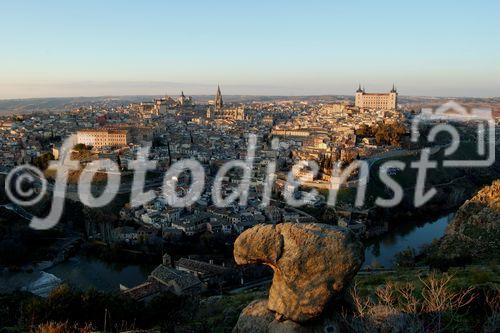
0, 96, 147, 114
1, 95, 499, 117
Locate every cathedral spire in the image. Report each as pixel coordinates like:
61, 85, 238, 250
356, 83, 363, 93
215, 84, 223, 110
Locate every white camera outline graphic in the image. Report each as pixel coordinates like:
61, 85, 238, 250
411, 101, 495, 167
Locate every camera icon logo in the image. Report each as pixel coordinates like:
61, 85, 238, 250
411, 101, 495, 167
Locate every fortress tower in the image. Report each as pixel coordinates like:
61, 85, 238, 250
355, 84, 397, 110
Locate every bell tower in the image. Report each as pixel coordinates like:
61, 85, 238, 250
355, 84, 364, 108
389, 84, 398, 110
215, 84, 223, 110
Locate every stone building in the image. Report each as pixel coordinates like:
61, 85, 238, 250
206, 85, 245, 120
175, 257, 235, 289
354, 84, 398, 110
76, 128, 128, 148
178, 91, 194, 107
121, 254, 203, 302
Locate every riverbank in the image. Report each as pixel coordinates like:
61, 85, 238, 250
0, 255, 153, 294
0, 209, 458, 297
363, 213, 454, 268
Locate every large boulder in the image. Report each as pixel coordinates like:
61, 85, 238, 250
234, 223, 364, 323
233, 299, 275, 333
233, 299, 341, 333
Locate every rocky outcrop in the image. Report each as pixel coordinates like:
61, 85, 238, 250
233, 299, 341, 333
233, 222, 364, 330
429, 180, 500, 263
447, 180, 499, 234
233, 300, 275, 333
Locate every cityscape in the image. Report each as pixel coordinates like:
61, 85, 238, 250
0, 1, 499, 333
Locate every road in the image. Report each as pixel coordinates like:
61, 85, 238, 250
269, 198, 317, 221
0, 203, 34, 220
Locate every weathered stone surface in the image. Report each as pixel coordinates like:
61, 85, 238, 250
448, 180, 500, 234
232, 299, 275, 333
234, 223, 364, 322
233, 299, 341, 333
430, 180, 500, 262
365, 305, 412, 333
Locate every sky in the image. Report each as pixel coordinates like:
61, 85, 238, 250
0, 0, 499, 99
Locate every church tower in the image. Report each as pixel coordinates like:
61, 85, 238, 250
179, 91, 186, 105
215, 84, 223, 110
355, 83, 364, 108
389, 84, 398, 110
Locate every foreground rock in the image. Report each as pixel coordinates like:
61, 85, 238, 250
234, 223, 364, 323
233, 299, 341, 333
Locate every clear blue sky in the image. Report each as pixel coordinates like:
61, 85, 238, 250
0, 0, 499, 98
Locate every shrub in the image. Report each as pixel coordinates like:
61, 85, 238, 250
34, 322, 94, 333
344, 271, 485, 332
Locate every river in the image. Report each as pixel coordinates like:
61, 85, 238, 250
1, 257, 153, 294
363, 213, 454, 268
46, 256, 153, 291
1, 214, 454, 294
50, 213, 455, 291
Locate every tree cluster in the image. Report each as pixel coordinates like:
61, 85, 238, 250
0, 285, 192, 332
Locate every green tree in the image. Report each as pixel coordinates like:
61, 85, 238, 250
32, 152, 54, 171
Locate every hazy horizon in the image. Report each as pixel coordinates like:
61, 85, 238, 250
0, 81, 499, 101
